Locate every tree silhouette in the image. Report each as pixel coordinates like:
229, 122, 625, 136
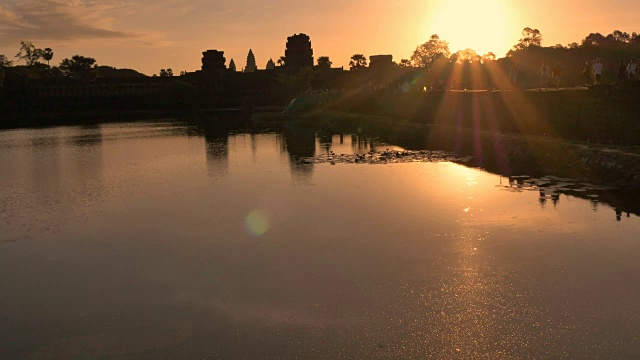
481, 52, 496, 62
59, 55, 97, 80
452, 48, 481, 63
15, 41, 43, 66
582, 33, 606, 47
42, 48, 54, 66
510, 27, 543, 53
398, 59, 412, 67
317, 56, 332, 68
411, 34, 450, 67
611, 30, 631, 43
349, 54, 367, 70
0, 54, 12, 67
229, 59, 237, 72
245, 49, 257, 73
266, 58, 276, 70
159, 68, 173, 77
277, 56, 287, 67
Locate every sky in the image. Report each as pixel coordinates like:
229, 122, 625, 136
1, 0, 639, 75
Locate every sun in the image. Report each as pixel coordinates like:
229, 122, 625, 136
428, 0, 518, 57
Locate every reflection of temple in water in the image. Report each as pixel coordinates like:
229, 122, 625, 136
282, 125, 316, 183
281, 127, 374, 183
202, 121, 230, 180
315, 132, 372, 156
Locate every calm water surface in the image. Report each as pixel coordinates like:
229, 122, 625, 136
1, 121, 639, 359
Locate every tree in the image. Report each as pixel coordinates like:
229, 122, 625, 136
452, 48, 480, 63
481, 52, 496, 62
349, 54, 367, 70
42, 48, 54, 66
245, 49, 257, 73
512, 27, 542, 51
582, 32, 606, 47
59, 55, 97, 80
410, 34, 450, 67
567, 42, 580, 49
277, 56, 287, 67
15, 41, 43, 65
398, 59, 412, 67
611, 30, 631, 43
266, 58, 276, 70
229, 59, 237, 72
159, 68, 173, 77
0, 54, 12, 67
317, 56, 332, 68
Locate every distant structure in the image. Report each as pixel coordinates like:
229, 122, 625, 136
284, 33, 314, 72
266, 58, 276, 70
245, 49, 257, 73
369, 55, 394, 70
369, 55, 395, 90
201, 50, 226, 73
229, 59, 237, 72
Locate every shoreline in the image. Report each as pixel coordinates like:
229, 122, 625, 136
254, 110, 640, 188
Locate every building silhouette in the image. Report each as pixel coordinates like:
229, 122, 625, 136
266, 59, 275, 70
284, 33, 314, 73
245, 49, 257, 73
202, 50, 226, 73
369, 55, 394, 70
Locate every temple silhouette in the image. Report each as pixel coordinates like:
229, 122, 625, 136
0, 32, 427, 115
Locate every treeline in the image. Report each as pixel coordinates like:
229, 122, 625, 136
0, 41, 146, 80
394, 28, 640, 88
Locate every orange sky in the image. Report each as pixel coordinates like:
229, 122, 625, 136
1, 0, 639, 75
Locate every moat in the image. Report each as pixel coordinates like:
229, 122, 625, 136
1, 120, 639, 358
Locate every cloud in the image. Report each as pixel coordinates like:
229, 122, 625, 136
0, 0, 136, 46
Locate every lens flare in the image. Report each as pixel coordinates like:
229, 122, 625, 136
245, 209, 270, 236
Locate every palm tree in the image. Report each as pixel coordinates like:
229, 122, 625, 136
42, 48, 54, 66
349, 54, 367, 70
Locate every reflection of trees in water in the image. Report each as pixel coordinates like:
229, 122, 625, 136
66, 124, 104, 148
66, 125, 104, 183
507, 176, 640, 221
202, 121, 231, 180
30, 130, 62, 193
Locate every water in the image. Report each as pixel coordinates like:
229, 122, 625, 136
1, 121, 639, 359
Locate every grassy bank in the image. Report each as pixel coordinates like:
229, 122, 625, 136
280, 90, 640, 146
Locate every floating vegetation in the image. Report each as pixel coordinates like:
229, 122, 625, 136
299, 149, 474, 165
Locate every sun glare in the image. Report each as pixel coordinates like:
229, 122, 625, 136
429, 0, 517, 56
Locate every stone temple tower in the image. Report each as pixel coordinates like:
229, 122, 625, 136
201, 50, 226, 73
284, 33, 314, 73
